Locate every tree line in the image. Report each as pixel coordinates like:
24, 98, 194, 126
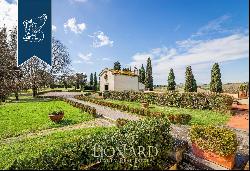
0, 26, 99, 102
167, 63, 222, 93
114, 57, 223, 93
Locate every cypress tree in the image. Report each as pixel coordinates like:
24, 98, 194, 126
90, 73, 93, 86
145, 57, 153, 91
167, 68, 176, 91
139, 64, 145, 84
210, 63, 223, 93
184, 66, 196, 92
93, 72, 98, 91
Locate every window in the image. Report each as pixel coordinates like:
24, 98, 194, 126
105, 85, 109, 90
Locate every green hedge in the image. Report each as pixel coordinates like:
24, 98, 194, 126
189, 125, 238, 156
103, 91, 233, 112
167, 114, 192, 125
75, 95, 164, 118
9, 117, 173, 170
116, 118, 131, 128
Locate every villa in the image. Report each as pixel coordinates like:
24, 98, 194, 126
99, 68, 145, 92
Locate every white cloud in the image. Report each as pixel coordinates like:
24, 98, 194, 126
130, 33, 249, 84
52, 25, 57, 32
102, 57, 112, 61
72, 60, 82, 64
191, 14, 239, 37
64, 18, 86, 34
0, 0, 17, 30
90, 31, 114, 48
78, 52, 93, 64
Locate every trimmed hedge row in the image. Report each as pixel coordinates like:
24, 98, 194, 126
167, 114, 192, 125
75, 95, 164, 118
189, 125, 238, 156
9, 117, 174, 170
116, 118, 130, 128
75, 95, 192, 125
103, 91, 233, 112
38, 96, 98, 118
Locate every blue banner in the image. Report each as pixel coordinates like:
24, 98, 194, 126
18, 0, 51, 66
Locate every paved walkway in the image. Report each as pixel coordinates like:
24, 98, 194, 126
41, 92, 140, 121
68, 97, 140, 121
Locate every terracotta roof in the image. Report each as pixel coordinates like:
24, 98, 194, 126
99, 68, 138, 77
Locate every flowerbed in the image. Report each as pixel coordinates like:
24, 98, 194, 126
103, 91, 233, 112
9, 117, 174, 170
190, 125, 238, 156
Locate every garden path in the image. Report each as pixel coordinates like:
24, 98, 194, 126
40, 92, 140, 121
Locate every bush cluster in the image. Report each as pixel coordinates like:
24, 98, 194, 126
189, 125, 238, 156
116, 118, 130, 128
9, 118, 173, 170
167, 114, 192, 125
103, 91, 233, 112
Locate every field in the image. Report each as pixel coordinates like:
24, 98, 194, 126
104, 99, 230, 125
0, 99, 94, 139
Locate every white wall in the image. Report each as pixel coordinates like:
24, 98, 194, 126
99, 70, 115, 92
114, 75, 139, 91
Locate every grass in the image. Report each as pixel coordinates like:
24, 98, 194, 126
0, 127, 116, 169
0, 99, 94, 139
104, 99, 230, 126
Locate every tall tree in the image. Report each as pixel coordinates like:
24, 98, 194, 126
145, 57, 153, 91
184, 66, 197, 92
114, 61, 121, 70
139, 64, 146, 84
210, 63, 223, 93
21, 37, 71, 96
93, 72, 98, 91
0, 26, 20, 101
167, 68, 176, 91
90, 73, 93, 86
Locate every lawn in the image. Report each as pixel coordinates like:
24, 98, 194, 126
0, 127, 116, 169
104, 99, 230, 125
0, 99, 94, 139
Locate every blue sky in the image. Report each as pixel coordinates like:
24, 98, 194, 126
1, 0, 249, 84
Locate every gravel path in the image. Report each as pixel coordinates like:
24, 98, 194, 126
68, 97, 140, 121
1, 118, 114, 144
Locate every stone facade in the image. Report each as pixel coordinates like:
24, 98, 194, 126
99, 68, 145, 92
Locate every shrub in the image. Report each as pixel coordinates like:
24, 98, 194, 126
10, 118, 173, 170
189, 125, 238, 156
167, 114, 191, 125
116, 118, 130, 128
102, 91, 233, 112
